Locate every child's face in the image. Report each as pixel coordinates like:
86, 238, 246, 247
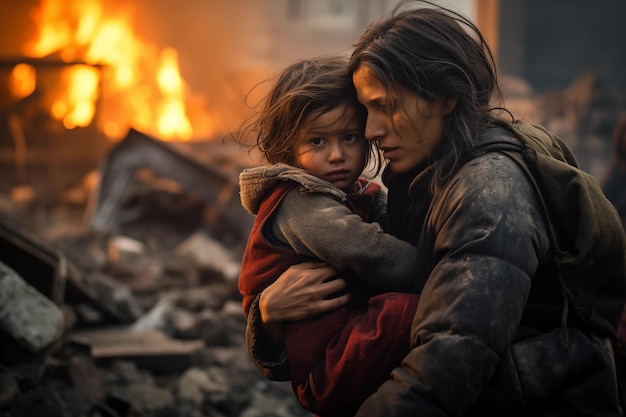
295, 103, 368, 191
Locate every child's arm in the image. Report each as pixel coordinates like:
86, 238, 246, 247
271, 188, 425, 293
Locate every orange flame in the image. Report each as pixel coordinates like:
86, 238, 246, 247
156, 48, 192, 140
52, 65, 99, 129
9, 64, 37, 100
24, 0, 208, 141
29, 0, 75, 58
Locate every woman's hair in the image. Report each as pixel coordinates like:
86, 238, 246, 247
348, 0, 507, 193
237, 56, 374, 168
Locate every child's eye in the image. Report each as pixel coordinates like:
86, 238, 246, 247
310, 137, 324, 146
343, 134, 359, 143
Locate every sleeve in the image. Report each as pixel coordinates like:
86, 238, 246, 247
355, 154, 550, 416
243, 187, 419, 382
245, 295, 290, 381
272, 189, 423, 293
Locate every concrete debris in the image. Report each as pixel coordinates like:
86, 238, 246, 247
0, 261, 64, 352
84, 272, 143, 323
0, 129, 306, 416
175, 231, 242, 282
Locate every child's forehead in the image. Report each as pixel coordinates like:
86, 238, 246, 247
306, 102, 362, 122
301, 104, 363, 134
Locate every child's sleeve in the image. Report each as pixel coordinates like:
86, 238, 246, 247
272, 188, 424, 293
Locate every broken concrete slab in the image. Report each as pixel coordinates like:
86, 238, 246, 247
174, 231, 241, 282
86, 129, 253, 243
84, 272, 143, 323
0, 261, 64, 352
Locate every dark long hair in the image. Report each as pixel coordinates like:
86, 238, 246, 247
349, 0, 508, 194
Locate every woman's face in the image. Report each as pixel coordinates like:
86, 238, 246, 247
352, 65, 456, 174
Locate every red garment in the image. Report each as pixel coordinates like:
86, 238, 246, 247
239, 181, 302, 316
239, 179, 420, 416
239, 178, 381, 316
287, 292, 419, 417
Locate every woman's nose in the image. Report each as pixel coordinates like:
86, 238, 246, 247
365, 115, 385, 142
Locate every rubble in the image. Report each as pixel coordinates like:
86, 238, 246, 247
0, 130, 311, 417
0, 262, 64, 352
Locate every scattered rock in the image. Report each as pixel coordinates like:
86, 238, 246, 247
0, 262, 64, 352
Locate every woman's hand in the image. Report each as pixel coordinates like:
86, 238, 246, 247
259, 261, 350, 323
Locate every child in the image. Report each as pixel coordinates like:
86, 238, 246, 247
236, 56, 423, 417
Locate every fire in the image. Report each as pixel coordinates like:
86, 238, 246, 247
9, 64, 37, 100
29, 0, 75, 59
23, 0, 205, 141
51, 65, 99, 129
156, 48, 193, 139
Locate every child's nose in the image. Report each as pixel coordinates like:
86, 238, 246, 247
328, 144, 346, 161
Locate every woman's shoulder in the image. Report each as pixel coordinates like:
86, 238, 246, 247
446, 151, 538, 211
459, 150, 528, 184
436, 150, 549, 245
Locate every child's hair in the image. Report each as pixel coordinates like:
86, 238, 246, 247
237, 56, 377, 169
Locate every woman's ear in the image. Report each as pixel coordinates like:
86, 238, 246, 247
443, 97, 458, 115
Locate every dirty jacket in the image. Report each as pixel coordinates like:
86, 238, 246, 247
355, 122, 624, 416
238, 164, 421, 416
246, 123, 625, 416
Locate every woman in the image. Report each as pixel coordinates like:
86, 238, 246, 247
246, 1, 626, 415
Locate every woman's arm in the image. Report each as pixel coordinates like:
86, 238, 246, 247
246, 261, 350, 380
